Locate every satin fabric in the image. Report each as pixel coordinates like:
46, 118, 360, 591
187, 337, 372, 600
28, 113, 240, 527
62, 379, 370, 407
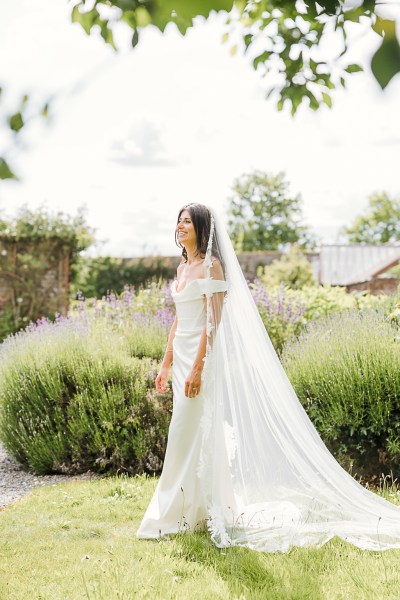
136, 278, 227, 538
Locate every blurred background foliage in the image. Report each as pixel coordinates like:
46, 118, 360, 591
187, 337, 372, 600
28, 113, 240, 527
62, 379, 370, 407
256, 245, 317, 289
71, 0, 400, 112
1, 1, 399, 181
227, 170, 316, 251
0, 205, 94, 340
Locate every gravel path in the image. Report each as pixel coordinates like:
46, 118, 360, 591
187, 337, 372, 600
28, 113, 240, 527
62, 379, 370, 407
0, 443, 100, 509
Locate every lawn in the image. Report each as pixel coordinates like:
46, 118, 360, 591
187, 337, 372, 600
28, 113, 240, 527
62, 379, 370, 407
1, 475, 400, 599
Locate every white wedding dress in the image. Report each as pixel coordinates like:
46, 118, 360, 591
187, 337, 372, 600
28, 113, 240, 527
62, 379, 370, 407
137, 207, 400, 553
137, 277, 228, 538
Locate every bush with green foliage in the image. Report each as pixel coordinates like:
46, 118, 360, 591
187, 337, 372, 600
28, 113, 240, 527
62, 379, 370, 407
257, 245, 316, 289
250, 280, 390, 354
0, 287, 172, 475
250, 282, 307, 354
282, 308, 400, 479
0, 205, 94, 340
72, 256, 176, 299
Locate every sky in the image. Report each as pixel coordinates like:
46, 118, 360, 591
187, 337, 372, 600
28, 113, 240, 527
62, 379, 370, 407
1, 1, 400, 257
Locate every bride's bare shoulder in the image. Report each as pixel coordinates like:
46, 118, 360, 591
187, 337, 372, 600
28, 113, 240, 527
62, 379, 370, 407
208, 255, 224, 280
177, 259, 185, 278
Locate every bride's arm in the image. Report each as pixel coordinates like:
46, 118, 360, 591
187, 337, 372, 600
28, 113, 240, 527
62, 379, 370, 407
193, 257, 225, 364
207, 256, 226, 340
155, 316, 178, 393
185, 258, 226, 398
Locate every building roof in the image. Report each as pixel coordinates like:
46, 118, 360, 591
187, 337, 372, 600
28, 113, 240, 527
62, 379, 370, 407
319, 244, 400, 285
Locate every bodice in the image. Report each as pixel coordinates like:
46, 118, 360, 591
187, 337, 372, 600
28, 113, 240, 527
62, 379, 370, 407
171, 277, 228, 333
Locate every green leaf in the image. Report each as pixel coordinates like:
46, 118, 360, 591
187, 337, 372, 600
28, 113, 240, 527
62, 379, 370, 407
234, 0, 246, 14
135, 7, 152, 27
304, 1, 317, 19
318, 0, 339, 15
121, 10, 136, 29
99, 20, 117, 50
344, 63, 363, 73
113, 0, 138, 10
0, 158, 18, 180
342, 7, 363, 23
243, 33, 253, 49
253, 51, 271, 70
372, 16, 395, 37
371, 32, 400, 89
71, 5, 98, 36
290, 95, 302, 116
154, 0, 234, 23
42, 103, 49, 117
305, 90, 319, 110
8, 112, 24, 133
322, 92, 332, 108
131, 29, 139, 48
363, 0, 376, 12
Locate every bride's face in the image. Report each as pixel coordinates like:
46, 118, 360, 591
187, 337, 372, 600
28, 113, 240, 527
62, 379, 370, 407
176, 209, 197, 247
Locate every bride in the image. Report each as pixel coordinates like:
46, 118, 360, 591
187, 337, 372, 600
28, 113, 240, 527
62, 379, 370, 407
137, 203, 400, 552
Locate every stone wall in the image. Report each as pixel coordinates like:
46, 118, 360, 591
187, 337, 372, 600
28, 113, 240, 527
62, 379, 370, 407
0, 238, 70, 335
346, 277, 399, 296
122, 251, 320, 282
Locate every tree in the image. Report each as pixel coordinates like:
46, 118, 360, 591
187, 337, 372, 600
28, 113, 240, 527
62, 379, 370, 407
72, 0, 400, 114
227, 170, 313, 251
343, 191, 400, 243
2, 1, 400, 180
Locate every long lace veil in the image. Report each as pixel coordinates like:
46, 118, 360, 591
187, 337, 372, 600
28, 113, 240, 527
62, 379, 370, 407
198, 205, 400, 552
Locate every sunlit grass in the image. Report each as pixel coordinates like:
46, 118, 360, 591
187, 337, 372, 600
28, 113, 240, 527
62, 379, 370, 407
1, 476, 400, 599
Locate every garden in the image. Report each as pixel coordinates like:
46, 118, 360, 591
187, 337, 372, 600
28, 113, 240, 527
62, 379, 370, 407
2, 207, 400, 597
2, 0, 400, 596
1, 273, 400, 598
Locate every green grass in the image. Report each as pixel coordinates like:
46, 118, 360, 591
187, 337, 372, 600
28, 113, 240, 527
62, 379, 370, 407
1, 476, 400, 599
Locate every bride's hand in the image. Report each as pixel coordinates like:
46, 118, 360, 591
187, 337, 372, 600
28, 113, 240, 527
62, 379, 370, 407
155, 367, 170, 393
185, 363, 203, 398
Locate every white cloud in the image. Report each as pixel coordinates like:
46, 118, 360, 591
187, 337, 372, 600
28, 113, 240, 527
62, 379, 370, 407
109, 120, 180, 167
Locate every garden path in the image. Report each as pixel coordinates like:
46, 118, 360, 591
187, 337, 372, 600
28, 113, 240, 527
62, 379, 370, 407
0, 443, 99, 509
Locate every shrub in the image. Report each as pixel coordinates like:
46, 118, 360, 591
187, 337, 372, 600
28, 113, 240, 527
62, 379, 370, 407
0, 205, 94, 340
282, 308, 400, 478
0, 314, 172, 475
250, 281, 307, 354
71, 256, 177, 298
257, 246, 316, 289
70, 283, 174, 360
250, 280, 391, 353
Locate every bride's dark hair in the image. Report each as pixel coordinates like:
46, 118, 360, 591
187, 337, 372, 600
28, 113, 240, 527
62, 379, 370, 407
175, 203, 224, 271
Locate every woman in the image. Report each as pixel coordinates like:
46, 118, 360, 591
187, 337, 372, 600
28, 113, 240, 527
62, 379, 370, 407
137, 203, 400, 553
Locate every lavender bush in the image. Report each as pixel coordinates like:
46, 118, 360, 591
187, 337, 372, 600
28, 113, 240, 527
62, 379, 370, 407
71, 282, 174, 360
250, 281, 307, 354
250, 280, 391, 354
0, 282, 175, 475
0, 274, 392, 475
282, 308, 400, 479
